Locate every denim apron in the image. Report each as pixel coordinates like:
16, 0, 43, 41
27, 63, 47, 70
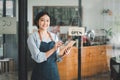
31, 32, 60, 80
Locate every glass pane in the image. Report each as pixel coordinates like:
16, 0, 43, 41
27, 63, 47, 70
81, 0, 117, 80
27, 1, 117, 80
0, 0, 18, 80
6, 0, 13, 17
0, 0, 3, 17
0, 35, 3, 58
29, 6, 79, 80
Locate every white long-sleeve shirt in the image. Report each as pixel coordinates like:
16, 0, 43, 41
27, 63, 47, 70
27, 31, 60, 63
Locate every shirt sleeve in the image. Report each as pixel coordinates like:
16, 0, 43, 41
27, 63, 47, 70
27, 34, 47, 63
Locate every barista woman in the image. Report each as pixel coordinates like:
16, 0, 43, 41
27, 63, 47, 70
27, 11, 71, 80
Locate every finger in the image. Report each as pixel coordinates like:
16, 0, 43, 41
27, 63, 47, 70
67, 47, 71, 50
64, 49, 70, 55
57, 42, 63, 47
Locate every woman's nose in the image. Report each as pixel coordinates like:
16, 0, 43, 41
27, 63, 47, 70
44, 21, 48, 24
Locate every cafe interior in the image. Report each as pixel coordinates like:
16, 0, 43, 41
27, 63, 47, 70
0, 0, 120, 80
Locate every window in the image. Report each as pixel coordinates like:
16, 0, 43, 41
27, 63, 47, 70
0, 0, 15, 17
6, 0, 13, 17
0, 0, 3, 17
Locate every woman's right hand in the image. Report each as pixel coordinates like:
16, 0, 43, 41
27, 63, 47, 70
54, 41, 63, 50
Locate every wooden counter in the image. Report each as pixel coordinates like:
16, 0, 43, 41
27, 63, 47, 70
57, 45, 110, 80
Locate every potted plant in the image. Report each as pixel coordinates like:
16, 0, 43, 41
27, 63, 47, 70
105, 28, 113, 42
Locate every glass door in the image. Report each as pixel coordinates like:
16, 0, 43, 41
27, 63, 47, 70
0, 0, 18, 80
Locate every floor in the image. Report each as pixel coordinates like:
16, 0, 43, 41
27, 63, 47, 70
0, 71, 31, 80
81, 72, 111, 80
0, 72, 18, 80
0, 71, 111, 80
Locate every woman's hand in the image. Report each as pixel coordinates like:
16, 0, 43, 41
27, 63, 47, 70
46, 41, 63, 58
61, 47, 72, 57
54, 41, 63, 50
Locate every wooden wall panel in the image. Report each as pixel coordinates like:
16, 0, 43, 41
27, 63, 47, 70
57, 45, 110, 80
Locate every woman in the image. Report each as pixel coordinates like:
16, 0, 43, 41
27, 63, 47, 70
27, 11, 71, 80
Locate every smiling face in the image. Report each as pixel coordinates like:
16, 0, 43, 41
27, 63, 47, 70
38, 14, 50, 30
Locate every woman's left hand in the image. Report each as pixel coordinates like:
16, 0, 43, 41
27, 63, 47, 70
62, 47, 72, 57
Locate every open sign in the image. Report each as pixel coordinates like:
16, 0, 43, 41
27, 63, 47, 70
68, 27, 85, 36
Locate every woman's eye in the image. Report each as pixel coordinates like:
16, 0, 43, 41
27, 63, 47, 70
47, 20, 49, 22
40, 19, 44, 21
40, 19, 49, 22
